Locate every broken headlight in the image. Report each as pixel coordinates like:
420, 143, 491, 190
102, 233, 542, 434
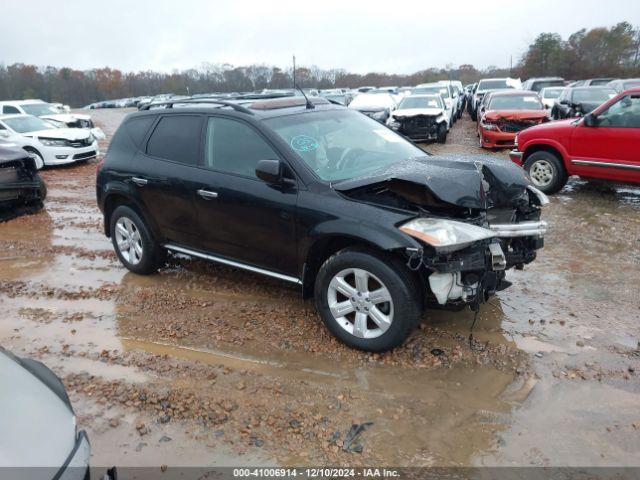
399, 218, 495, 253
480, 122, 498, 131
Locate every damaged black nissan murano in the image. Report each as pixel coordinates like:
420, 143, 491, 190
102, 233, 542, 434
97, 96, 548, 352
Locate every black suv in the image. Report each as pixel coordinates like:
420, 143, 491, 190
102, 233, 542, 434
97, 96, 547, 351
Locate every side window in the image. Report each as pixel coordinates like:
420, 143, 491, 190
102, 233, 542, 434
146, 115, 201, 165
3, 106, 20, 114
125, 116, 155, 146
597, 95, 640, 128
205, 117, 279, 178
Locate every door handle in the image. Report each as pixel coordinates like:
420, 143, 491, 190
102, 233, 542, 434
197, 189, 218, 200
131, 177, 148, 186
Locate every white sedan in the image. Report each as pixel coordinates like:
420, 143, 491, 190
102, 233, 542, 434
0, 114, 99, 168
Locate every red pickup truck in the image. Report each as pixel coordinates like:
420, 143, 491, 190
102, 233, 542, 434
509, 88, 640, 194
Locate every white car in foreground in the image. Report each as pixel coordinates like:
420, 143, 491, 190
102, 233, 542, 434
0, 115, 99, 168
0, 100, 105, 140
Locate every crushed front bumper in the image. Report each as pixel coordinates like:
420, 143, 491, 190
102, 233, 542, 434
418, 220, 547, 307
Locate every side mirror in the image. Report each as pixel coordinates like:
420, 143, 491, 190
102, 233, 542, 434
559, 99, 569, 105
0, 130, 10, 138
255, 159, 295, 186
583, 113, 596, 127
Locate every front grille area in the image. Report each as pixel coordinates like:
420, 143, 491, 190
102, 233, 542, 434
73, 150, 97, 160
497, 119, 540, 133
68, 137, 93, 148
398, 116, 437, 139
0, 166, 19, 183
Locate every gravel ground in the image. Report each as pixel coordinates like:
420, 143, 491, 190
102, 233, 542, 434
1, 109, 639, 471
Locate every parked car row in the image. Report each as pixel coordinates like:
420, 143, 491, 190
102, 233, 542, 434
0, 100, 102, 169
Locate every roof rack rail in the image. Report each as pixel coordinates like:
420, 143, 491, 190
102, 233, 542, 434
139, 98, 254, 115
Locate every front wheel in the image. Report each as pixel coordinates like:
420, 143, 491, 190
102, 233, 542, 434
436, 123, 447, 143
314, 248, 422, 352
110, 205, 165, 274
524, 151, 567, 194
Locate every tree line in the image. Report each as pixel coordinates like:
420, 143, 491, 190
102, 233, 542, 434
1, 22, 638, 107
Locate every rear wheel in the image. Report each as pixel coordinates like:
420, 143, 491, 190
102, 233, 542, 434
314, 248, 422, 352
110, 205, 165, 274
524, 151, 567, 194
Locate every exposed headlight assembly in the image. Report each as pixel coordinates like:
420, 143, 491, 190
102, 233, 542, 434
399, 218, 495, 253
481, 122, 498, 131
39, 137, 68, 146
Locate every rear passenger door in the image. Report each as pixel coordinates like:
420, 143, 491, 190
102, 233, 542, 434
193, 115, 299, 276
131, 114, 204, 246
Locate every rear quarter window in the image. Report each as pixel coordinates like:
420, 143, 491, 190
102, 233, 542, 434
146, 115, 202, 165
125, 116, 155, 146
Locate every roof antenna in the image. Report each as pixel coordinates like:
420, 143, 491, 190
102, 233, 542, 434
292, 55, 314, 109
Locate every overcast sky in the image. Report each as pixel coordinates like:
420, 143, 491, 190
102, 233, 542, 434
2, 0, 639, 74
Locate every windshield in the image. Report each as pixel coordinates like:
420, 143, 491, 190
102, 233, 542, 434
349, 94, 395, 110
398, 96, 442, 109
477, 79, 511, 91
20, 103, 61, 116
488, 95, 543, 110
413, 86, 450, 98
573, 88, 617, 103
266, 109, 427, 182
542, 88, 563, 99
2, 116, 56, 133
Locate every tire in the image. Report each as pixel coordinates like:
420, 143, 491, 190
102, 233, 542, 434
523, 151, 567, 194
109, 205, 165, 274
37, 175, 47, 201
314, 247, 422, 352
470, 109, 477, 121
436, 123, 447, 144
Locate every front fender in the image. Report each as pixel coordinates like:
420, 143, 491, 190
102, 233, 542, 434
522, 139, 571, 170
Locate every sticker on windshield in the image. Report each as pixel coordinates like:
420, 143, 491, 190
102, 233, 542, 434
523, 97, 538, 102
373, 129, 403, 143
290, 135, 318, 152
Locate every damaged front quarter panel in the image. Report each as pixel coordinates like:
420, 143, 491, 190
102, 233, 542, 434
335, 155, 546, 309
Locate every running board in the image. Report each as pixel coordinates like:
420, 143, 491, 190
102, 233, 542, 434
164, 244, 302, 285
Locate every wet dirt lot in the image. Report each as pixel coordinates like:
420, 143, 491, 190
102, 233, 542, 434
1, 109, 639, 471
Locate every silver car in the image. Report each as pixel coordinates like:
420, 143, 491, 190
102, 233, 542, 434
0, 347, 97, 479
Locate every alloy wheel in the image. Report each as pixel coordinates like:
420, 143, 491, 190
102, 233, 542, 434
114, 217, 143, 265
327, 268, 394, 339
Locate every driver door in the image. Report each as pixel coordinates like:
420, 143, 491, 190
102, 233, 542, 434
570, 93, 640, 183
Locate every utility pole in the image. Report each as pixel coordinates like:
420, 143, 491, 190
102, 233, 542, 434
510, 55, 513, 76
293, 55, 296, 89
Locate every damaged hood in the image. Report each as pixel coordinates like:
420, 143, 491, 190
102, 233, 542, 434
392, 108, 444, 119
333, 155, 531, 210
483, 110, 548, 122
25, 128, 92, 141
40, 113, 90, 123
